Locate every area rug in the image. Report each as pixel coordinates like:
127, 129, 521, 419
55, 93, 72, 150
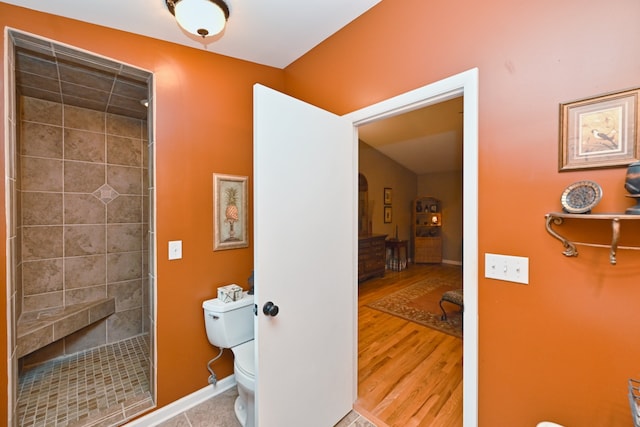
367, 275, 463, 338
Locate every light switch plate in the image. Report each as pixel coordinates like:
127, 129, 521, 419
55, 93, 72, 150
168, 240, 182, 260
485, 253, 529, 284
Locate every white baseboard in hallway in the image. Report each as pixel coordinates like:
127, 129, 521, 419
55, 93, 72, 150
124, 375, 237, 426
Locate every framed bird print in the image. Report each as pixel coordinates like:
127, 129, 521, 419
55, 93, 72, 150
213, 173, 249, 251
559, 87, 640, 171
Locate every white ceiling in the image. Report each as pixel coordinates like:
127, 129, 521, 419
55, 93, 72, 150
4, 0, 462, 175
2, 0, 380, 69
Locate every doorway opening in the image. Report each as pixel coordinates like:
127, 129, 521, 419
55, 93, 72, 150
5, 30, 157, 426
345, 68, 479, 426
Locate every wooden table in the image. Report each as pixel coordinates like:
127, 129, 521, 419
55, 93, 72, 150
385, 239, 408, 271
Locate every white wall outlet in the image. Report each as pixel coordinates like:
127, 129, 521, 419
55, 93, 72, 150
484, 253, 529, 284
168, 240, 182, 260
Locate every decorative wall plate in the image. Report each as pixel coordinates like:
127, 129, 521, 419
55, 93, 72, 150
560, 180, 603, 214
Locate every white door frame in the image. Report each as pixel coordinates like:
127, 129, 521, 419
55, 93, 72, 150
343, 68, 479, 426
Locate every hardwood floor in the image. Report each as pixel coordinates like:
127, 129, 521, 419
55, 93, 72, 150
355, 264, 463, 427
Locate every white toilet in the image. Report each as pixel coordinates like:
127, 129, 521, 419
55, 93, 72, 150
203, 292, 255, 427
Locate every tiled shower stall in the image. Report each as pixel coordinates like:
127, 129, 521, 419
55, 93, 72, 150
17, 98, 149, 359
6, 31, 156, 426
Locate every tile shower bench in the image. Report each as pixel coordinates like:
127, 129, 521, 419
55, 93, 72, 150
17, 298, 115, 358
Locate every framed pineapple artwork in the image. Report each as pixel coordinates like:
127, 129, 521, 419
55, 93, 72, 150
213, 173, 249, 251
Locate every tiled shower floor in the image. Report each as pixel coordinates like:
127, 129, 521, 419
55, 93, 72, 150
17, 334, 152, 427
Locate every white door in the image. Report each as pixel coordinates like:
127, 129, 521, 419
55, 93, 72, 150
253, 84, 356, 427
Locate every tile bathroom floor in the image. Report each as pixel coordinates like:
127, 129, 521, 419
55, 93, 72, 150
17, 334, 152, 427
156, 388, 378, 427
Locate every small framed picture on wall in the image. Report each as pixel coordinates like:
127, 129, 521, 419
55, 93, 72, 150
384, 187, 392, 205
384, 206, 392, 223
559, 87, 640, 171
213, 173, 249, 251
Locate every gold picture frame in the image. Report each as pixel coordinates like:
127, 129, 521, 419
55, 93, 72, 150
213, 173, 249, 251
559, 88, 640, 171
384, 187, 392, 205
384, 206, 392, 223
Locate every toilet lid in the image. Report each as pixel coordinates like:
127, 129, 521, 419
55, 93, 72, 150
233, 340, 255, 378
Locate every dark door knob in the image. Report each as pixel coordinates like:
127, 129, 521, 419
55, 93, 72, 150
263, 301, 279, 317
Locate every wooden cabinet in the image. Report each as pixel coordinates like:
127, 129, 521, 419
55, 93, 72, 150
413, 197, 442, 263
358, 234, 387, 282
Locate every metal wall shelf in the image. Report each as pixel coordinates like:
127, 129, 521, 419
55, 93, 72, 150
545, 212, 640, 265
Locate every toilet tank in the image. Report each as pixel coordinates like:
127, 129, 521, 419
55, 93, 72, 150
202, 292, 254, 348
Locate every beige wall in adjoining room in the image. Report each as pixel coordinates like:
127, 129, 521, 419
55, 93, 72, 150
358, 140, 417, 242
358, 140, 462, 264
417, 171, 463, 264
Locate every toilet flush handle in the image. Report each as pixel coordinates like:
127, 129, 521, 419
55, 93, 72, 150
262, 301, 279, 317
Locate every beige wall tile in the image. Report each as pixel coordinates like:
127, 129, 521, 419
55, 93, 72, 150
108, 279, 142, 311
65, 285, 107, 306
22, 192, 63, 225
59, 63, 114, 92
64, 225, 106, 257
19, 74, 60, 96
107, 224, 142, 253
107, 113, 142, 138
107, 135, 142, 166
107, 165, 142, 195
64, 193, 106, 224
107, 195, 142, 223
21, 97, 62, 125
23, 291, 63, 312
64, 161, 105, 193
65, 255, 106, 288
61, 82, 110, 104
21, 157, 63, 192
22, 226, 63, 260
64, 225, 106, 256
21, 122, 63, 158
64, 128, 105, 163
22, 259, 63, 295
107, 308, 142, 343
63, 105, 105, 132
107, 252, 142, 283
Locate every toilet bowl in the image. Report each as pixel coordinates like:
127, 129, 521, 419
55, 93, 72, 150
232, 340, 255, 427
202, 292, 256, 427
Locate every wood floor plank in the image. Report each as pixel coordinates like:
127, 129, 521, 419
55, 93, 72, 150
357, 264, 463, 427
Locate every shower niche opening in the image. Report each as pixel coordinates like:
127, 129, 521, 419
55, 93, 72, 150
6, 30, 157, 426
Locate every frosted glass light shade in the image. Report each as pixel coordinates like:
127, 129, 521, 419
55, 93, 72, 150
173, 0, 228, 37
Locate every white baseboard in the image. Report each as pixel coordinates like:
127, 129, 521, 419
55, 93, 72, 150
442, 259, 462, 266
125, 375, 236, 426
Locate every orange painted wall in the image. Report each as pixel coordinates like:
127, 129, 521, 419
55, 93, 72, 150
284, 0, 640, 425
0, 2, 284, 415
3, 0, 640, 426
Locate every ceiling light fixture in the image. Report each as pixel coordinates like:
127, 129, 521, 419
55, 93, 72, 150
166, 0, 230, 38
